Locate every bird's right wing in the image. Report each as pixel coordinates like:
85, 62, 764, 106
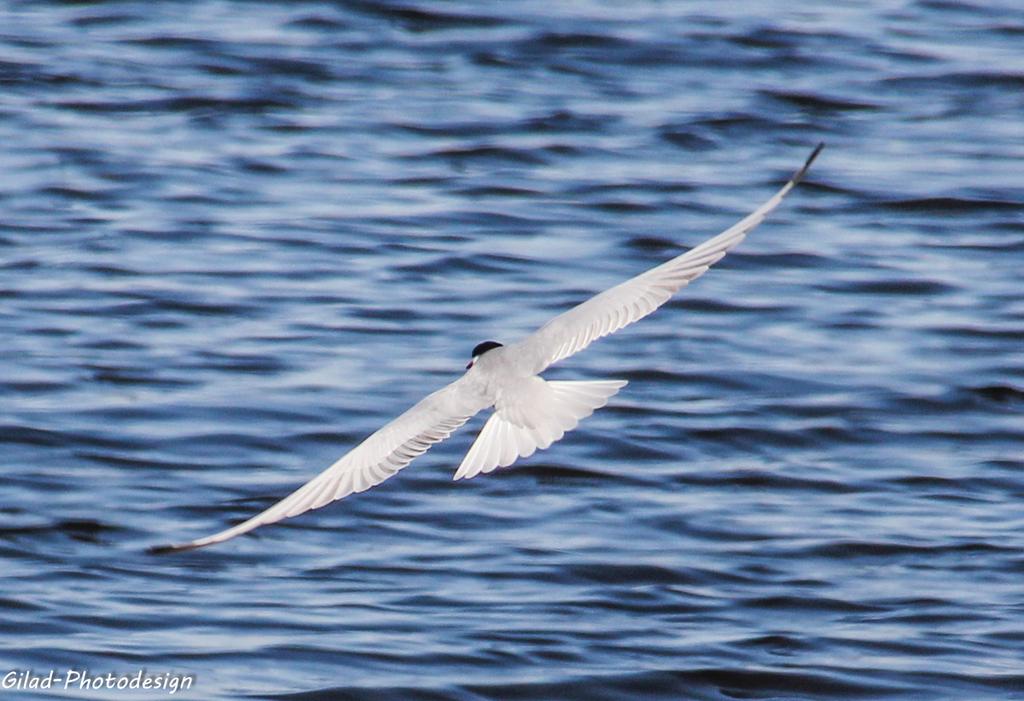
508, 144, 823, 375
151, 375, 489, 553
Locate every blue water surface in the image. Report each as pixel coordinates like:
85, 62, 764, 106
1, 1, 1023, 699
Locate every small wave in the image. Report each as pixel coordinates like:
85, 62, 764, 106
675, 469, 861, 494
691, 112, 784, 137
968, 384, 1024, 403
1, 424, 141, 450
883, 70, 1024, 90
741, 594, 883, 613
453, 185, 542, 198
56, 94, 298, 114
804, 539, 1011, 559
927, 324, 1023, 341
0, 518, 122, 545
820, 277, 955, 295
880, 196, 1023, 214
455, 667, 906, 701
659, 128, 717, 151
430, 145, 549, 165
347, 3, 503, 31
762, 89, 881, 112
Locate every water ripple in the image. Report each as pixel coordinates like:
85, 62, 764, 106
1, 1, 1021, 700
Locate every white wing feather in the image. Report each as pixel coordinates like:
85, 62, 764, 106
508, 144, 823, 375
151, 376, 487, 552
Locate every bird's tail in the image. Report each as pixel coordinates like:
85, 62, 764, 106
454, 379, 626, 481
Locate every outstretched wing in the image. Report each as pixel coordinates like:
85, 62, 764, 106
151, 376, 489, 553
508, 144, 823, 375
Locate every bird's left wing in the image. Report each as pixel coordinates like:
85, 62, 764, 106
151, 375, 488, 553
507, 144, 822, 375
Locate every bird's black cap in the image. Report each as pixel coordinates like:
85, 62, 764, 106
471, 341, 503, 358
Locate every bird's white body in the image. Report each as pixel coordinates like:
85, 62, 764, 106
153, 145, 822, 553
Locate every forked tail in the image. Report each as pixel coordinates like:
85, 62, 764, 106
454, 379, 627, 481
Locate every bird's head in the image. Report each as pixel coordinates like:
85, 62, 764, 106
466, 340, 503, 369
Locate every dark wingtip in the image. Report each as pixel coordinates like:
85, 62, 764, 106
808, 141, 825, 165
146, 541, 200, 555
793, 142, 825, 183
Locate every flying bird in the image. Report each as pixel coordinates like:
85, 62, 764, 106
151, 144, 823, 553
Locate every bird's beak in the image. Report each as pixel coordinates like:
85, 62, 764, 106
466, 360, 474, 370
